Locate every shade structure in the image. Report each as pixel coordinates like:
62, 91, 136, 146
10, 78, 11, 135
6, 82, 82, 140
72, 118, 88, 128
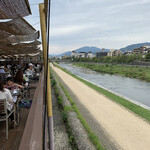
0, 30, 11, 39
0, 40, 41, 50
0, 31, 40, 44
0, 0, 31, 19
0, 17, 36, 35
0, 45, 39, 51
0, 0, 42, 57
0, 48, 41, 55
0, 40, 41, 56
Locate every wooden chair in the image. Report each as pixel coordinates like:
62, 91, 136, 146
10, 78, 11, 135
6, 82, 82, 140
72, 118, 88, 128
0, 99, 16, 139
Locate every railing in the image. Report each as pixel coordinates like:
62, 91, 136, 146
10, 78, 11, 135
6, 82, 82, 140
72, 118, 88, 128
19, 69, 44, 150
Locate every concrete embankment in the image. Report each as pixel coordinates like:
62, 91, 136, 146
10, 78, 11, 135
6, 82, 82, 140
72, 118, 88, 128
52, 88, 72, 150
51, 64, 150, 150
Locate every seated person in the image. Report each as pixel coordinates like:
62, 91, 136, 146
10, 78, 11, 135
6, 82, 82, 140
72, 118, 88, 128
5, 77, 24, 90
0, 78, 16, 124
14, 69, 24, 85
0, 78, 13, 112
0, 66, 5, 74
35, 64, 40, 73
11, 64, 17, 77
25, 63, 35, 79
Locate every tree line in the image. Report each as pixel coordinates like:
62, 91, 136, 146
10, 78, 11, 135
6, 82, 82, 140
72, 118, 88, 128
63, 53, 150, 64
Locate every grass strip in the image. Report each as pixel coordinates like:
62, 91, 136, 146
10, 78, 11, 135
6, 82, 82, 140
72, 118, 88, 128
51, 69, 105, 150
54, 63, 150, 122
51, 75, 78, 150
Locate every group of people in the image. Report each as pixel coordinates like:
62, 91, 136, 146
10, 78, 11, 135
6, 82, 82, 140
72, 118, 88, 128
0, 62, 41, 123
0, 76, 22, 124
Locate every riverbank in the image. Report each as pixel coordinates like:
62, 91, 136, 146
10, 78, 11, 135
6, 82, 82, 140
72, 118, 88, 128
54, 63, 150, 122
51, 70, 100, 150
73, 62, 150, 82
51, 63, 150, 150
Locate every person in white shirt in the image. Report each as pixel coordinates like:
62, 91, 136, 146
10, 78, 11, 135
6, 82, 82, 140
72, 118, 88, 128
0, 78, 13, 111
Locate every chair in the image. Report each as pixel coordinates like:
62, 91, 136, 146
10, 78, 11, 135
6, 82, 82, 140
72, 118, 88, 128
22, 88, 28, 99
16, 97, 22, 125
0, 99, 16, 139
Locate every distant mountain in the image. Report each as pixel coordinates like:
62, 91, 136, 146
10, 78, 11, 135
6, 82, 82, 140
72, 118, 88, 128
57, 51, 72, 57
49, 54, 57, 57
53, 46, 110, 57
49, 51, 72, 57
74, 46, 101, 54
120, 42, 150, 52
75, 46, 110, 54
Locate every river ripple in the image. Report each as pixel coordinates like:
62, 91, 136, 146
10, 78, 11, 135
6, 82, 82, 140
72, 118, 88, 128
59, 63, 150, 108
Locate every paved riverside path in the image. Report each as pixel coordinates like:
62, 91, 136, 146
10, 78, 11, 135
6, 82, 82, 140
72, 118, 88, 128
51, 64, 150, 150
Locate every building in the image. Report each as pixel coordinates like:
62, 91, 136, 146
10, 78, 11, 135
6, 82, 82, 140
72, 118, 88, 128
71, 50, 94, 58
133, 46, 150, 55
114, 50, 122, 56
107, 49, 115, 57
86, 51, 93, 58
76, 52, 86, 58
123, 51, 133, 55
71, 51, 76, 57
61, 54, 69, 59
96, 52, 107, 58
107, 49, 122, 57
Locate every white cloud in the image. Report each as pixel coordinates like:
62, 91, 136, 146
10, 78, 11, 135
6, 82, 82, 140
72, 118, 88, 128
51, 23, 96, 37
50, 45, 79, 55
48, 0, 150, 54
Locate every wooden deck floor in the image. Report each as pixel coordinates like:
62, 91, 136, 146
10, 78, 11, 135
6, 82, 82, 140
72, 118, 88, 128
0, 88, 36, 150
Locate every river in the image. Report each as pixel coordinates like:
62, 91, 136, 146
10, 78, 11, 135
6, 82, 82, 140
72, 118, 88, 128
59, 63, 150, 109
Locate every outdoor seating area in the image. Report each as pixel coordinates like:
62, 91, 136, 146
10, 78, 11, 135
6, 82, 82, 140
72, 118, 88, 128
0, 1, 52, 149
0, 62, 42, 149
0, 1, 44, 148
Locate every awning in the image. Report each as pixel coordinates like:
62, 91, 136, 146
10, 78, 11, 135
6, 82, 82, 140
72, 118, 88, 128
0, 0, 42, 56
0, 40, 41, 50
0, 0, 31, 19
0, 31, 40, 44
0, 48, 41, 55
0, 18, 36, 35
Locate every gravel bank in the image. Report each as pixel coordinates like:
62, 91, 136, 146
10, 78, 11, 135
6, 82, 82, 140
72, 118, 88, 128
52, 89, 72, 150
53, 73, 96, 150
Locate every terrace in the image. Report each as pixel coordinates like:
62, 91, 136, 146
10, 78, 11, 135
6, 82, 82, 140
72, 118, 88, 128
0, 1, 50, 150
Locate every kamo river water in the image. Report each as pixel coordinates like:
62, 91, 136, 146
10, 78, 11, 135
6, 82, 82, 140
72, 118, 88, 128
59, 63, 150, 109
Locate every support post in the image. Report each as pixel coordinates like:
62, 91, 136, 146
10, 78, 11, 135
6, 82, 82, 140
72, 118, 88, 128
39, 3, 54, 150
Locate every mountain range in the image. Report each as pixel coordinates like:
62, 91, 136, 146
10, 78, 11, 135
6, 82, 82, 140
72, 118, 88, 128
50, 46, 109, 57
120, 42, 150, 52
50, 42, 150, 57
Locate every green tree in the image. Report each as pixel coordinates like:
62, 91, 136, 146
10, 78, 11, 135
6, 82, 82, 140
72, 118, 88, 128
146, 53, 150, 61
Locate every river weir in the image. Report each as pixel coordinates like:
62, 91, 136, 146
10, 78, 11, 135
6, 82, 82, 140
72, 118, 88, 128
59, 63, 150, 109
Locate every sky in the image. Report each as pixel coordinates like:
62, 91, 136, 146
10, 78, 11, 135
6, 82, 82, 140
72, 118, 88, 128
26, 0, 150, 54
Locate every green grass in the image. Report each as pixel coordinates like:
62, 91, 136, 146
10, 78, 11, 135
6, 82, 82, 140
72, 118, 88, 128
54, 64, 150, 122
51, 77, 78, 150
73, 62, 150, 82
51, 70, 105, 150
